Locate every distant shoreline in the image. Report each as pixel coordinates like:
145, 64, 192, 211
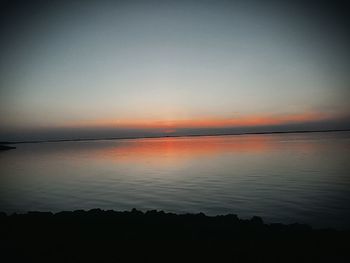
1, 128, 349, 145
0, 144, 16, 150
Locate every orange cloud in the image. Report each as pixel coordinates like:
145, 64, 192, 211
63, 112, 332, 130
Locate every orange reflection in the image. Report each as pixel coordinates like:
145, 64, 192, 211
93, 135, 273, 165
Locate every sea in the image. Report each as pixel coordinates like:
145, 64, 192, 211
1, 131, 349, 229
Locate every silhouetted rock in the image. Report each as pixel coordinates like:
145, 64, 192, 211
0, 209, 348, 262
250, 216, 263, 224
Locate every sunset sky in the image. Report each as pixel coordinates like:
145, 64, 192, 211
0, 0, 349, 141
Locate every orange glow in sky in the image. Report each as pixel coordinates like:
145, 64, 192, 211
63, 112, 332, 131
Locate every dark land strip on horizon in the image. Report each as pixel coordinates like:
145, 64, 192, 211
1, 128, 350, 146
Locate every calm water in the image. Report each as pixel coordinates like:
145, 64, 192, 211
1, 132, 350, 229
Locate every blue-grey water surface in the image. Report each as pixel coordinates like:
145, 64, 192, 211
1, 132, 350, 229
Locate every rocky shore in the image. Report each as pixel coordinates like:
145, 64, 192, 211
1, 209, 348, 262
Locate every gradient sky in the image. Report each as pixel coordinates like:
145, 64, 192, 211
0, 0, 349, 141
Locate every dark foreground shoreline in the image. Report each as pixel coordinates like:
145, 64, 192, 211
1, 209, 349, 262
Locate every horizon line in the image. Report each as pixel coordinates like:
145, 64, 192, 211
1, 128, 350, 145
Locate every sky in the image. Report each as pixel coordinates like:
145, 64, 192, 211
0, 0, 349, 141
